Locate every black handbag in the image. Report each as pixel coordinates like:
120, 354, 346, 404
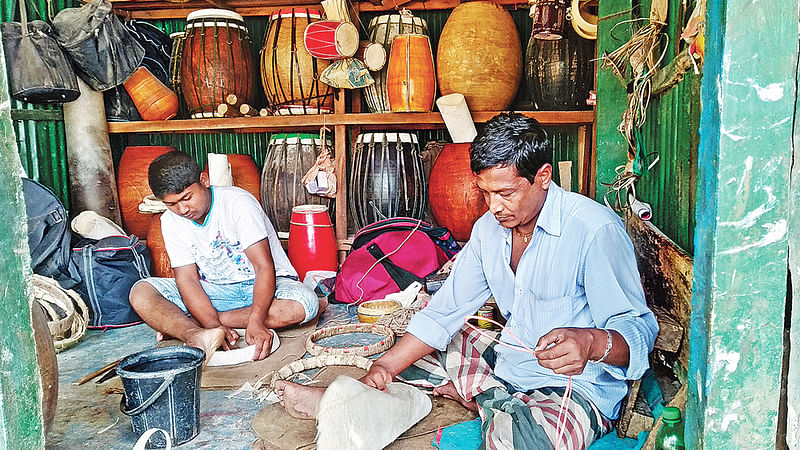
0, 0, 80, 103
52, 0, 144, 92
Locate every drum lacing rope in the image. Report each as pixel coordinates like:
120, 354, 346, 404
463, 315, 573, 450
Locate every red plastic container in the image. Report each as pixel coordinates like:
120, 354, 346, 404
288, 204, 338, 281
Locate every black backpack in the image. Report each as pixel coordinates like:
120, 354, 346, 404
22, 178, 81, 288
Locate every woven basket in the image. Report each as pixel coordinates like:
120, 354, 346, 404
269, 354, 373, 390
306, 323, 395, 357
32, 274, 88, 352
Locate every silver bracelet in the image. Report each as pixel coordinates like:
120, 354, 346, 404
589, 328, 612, 363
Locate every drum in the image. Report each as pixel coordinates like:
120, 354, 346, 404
168, 31, 188, 117
529, 0, 568, 40
146, 213, 174, 278
117, 146, 175, 238
303, 21, 359, 60
526, 25, 594, 110
202, 154, 262, 202
261, 9, 334, 115
437, 1, 522, 111
261, 133, 333, 234
428, 143, 488, 241
288, 205, 338, 282
355, 41, 387, 71
350, 132, 426, 229
180, 9, 256, 118
123, 66, 178, 121
386, 34, 436, 112
364, 14, 428, 113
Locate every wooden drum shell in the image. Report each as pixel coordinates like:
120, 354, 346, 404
526, 25, 594, 110
386, 34, 436, 113
117, 146, 175, 238
428, 143, 488, 241
436, 1, 522, 111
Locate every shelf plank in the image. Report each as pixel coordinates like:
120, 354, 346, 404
107, 111, 595, 134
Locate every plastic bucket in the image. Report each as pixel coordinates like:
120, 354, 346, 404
117, 346, 205, 448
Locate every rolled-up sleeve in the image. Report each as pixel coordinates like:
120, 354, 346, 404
583, 223, 659, 381
405, 229, 492, 351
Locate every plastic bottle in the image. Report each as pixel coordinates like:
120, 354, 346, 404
655, 406, 686, 450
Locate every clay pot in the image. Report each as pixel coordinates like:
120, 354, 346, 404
428, 143, 488, 241
123, 66, 179, 121
118, 146, 175, 238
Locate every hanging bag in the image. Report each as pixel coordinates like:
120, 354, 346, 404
0, 0, 80, 103
52, 0, 144, 92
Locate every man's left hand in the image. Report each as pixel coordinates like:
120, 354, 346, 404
245, 320, 274, 361
534, 328, 595, 376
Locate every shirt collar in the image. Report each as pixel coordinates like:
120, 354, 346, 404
535, 182, 563, 237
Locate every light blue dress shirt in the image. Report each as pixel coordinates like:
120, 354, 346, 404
405, 183, 659, 419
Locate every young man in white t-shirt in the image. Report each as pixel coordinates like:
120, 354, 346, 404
129, 151, 325, 361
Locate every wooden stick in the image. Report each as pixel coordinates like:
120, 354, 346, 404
259, 108, 269, 117
225, 93, 239, 106
239, 104, 256, 117
73, 357, 124, 386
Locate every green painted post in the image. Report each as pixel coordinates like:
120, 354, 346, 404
688, 0, 796, 446
0, 31, 45, 448
594, 0, 632, 200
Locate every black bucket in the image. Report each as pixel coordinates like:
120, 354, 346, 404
117, 346, 205, 448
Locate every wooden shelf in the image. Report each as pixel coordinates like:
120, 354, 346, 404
106, 111, 594, 134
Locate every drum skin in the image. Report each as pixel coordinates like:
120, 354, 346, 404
436, 1, 522, 111
118, 146, 174, 239
31, 302, 58, 435
261, 9, 333, 114
526, 25, 594, 110
350, 132, 427, 229
146, 213, 173, 278
428, 143, 488, 241
180, 10, 256, 118
386, 34, 436, 112
261, 134, 332, 233
202, 154, 262, 202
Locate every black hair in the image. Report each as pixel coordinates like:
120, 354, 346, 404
470, 112, 552, 184
148, 151, 201, 199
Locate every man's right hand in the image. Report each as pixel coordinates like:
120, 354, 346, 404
360, 362, 394, 390
220, 325, 239, 350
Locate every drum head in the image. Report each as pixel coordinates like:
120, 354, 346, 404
186, 8, 245, 23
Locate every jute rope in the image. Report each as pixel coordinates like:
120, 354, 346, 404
268, 354, 374, 390
32, 274, 88, 352
306, 323, 395, 357
375, 306, 422, 337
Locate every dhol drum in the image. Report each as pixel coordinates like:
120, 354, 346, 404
350, 132, 427, 229
303, 21, 359, 60
355, 41, 387, 71
261, 9, 334, 115
526, 25, 594, 110
364, 13, 428, 113
261, 134, 333, 234
180, 9, 256, 118
529, 0, 568, 40
288, 205, 338, 282
386, 34, 436, 112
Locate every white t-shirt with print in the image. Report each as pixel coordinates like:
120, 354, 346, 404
161, 186, 296, 284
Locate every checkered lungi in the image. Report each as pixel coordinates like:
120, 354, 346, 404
397, 327, 612, 450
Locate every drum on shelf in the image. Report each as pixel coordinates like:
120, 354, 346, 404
428, 143, 488, 241
168, 31, 188, 117
118, 146, 175, 239
146, 213, 174, 278
303, 21, 360, 60
180, 9, 256, 118
386, 34, 436, 113
350, 132, 426, 230
202, 154, 262, 202
437, 1, 522, 111
355, 41, 387, 72
261, 134, 332, 234
261, 8, 334, 115
288, 205, 337, 282
364, 13, 428, 114
529, 0, 568, 40
526, 25, 594, 110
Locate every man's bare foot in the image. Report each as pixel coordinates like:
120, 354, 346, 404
184, 327, 225, 364
433, 381, 478, 412
273, 380, 325, 420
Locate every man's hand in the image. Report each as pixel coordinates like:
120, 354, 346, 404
245, 319, 274, 361
219, 326, 240, 350
360, 361, 394, 391
534, 328, 595, 376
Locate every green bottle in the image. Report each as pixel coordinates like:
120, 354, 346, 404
655, 407, 686, 450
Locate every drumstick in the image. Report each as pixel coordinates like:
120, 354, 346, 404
239, 104, 256, 117
73, 357, 124, 385
225, 94, 239, 106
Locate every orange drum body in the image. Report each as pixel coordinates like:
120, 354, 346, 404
123, 66, 178, 121
437, 1, 522, 111
180, 9, 256, 118
428, 143, 488, 241
303, 21, 359, 60
386, 34, 436, 113
288, 205, 337, 282
261, 9, 334, 115
118, 146, 175, 238
146, 213, 174, 278
202, 154, 262, 202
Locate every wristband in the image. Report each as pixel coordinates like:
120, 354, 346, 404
589, 328, 612, 363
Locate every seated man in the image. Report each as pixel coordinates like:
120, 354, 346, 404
130, 151, 325, 361
276, 113, 658, 449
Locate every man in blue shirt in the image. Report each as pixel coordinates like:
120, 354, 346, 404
276, 113, 658, 449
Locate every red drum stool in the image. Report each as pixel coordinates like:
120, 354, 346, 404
288, 205, 337, 282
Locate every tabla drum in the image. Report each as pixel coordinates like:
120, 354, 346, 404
386, 34, 436, 112
303, 21, 360, 60
261, 9, 334, 115
350, 132, 426, 229
529, 0, 568, 40
526, 25, 594, 110
261, 133, 333, 234
180, 9, 256, 118
364, 13, 428, 113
